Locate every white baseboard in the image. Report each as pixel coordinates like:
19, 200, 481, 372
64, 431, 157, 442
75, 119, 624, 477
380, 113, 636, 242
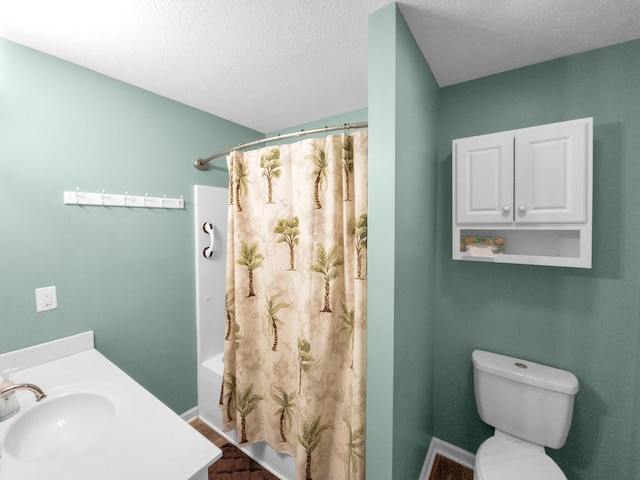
181, 405, 199, 422
419, 437, 476, 480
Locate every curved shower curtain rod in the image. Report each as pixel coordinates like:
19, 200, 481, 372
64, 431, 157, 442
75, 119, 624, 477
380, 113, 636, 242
193, 121, 368, 170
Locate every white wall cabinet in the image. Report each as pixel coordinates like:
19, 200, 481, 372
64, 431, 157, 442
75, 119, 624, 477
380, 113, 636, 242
452, 117, 593, 268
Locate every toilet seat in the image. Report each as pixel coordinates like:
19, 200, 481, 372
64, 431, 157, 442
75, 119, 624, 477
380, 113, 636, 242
475, 436, 567, 480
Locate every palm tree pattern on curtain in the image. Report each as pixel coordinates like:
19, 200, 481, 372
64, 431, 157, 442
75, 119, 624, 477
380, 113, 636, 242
222, 131, 367, 480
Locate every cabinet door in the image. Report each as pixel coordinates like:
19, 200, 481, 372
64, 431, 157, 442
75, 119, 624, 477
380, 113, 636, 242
514, 122, 588, 223
455, 135, 514, 224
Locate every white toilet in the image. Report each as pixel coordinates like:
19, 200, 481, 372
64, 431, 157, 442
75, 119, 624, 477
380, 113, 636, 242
472, 350, 579, 480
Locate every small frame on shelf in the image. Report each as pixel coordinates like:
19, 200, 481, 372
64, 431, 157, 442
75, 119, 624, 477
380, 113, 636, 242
460, 236, 505, 255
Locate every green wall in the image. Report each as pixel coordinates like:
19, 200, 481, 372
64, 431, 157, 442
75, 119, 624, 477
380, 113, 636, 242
435, 40, 640, 480
367, 5, 439, 479
0, 38, 260, 413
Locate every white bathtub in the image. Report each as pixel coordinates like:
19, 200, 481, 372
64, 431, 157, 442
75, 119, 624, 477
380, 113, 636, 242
202, 352, 224, 380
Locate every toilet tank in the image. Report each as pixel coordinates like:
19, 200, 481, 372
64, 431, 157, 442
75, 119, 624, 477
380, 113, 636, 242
472, 350, 579, 449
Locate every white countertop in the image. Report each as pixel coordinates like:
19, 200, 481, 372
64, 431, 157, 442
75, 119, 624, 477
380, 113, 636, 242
0, 341, 220, 480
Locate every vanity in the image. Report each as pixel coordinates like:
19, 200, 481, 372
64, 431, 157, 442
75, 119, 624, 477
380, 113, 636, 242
0, 332, 221, 480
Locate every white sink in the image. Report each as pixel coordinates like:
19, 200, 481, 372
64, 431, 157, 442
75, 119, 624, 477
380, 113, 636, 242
4, 385, 118, 462
0, 337, 221, 480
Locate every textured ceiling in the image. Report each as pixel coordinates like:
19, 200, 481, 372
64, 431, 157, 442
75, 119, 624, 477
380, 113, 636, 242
1, 1, 640, 133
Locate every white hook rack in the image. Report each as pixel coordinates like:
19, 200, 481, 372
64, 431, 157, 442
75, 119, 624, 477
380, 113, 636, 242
64, 190, 184, 209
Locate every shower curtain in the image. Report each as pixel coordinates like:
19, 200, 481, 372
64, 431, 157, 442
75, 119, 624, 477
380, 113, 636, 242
221, 130, 367, 480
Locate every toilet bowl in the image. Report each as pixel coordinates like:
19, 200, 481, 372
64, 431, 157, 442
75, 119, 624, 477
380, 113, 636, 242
475, 435, 566, 480
472, 350, 579, 480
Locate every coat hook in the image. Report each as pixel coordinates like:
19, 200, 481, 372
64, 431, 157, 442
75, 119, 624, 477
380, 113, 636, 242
101, 189, 106, 205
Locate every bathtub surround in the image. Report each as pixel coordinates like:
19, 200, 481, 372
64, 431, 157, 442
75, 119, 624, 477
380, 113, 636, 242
194, 185, 229, 425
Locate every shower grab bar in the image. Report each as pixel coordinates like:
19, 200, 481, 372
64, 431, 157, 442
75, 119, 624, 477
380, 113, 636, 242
203, 222, 215, 258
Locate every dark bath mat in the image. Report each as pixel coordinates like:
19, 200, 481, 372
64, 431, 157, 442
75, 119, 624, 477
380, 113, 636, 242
208, 442, 279, 480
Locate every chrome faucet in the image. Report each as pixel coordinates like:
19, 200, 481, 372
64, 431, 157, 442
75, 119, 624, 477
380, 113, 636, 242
0, 383, 46, 423
0, 383, 47, 402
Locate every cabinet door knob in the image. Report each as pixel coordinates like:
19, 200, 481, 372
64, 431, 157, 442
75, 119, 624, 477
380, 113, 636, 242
518, 205, 527, 213
502, 205, 511, 212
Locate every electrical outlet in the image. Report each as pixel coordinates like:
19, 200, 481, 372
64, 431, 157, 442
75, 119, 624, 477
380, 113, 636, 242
35, 286, 57, 312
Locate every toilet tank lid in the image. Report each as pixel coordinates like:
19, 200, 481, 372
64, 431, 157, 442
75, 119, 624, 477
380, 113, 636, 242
472, 350, 579, 395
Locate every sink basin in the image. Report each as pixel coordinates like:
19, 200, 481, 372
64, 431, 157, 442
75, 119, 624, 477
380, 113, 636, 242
4, 389, 116, 461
